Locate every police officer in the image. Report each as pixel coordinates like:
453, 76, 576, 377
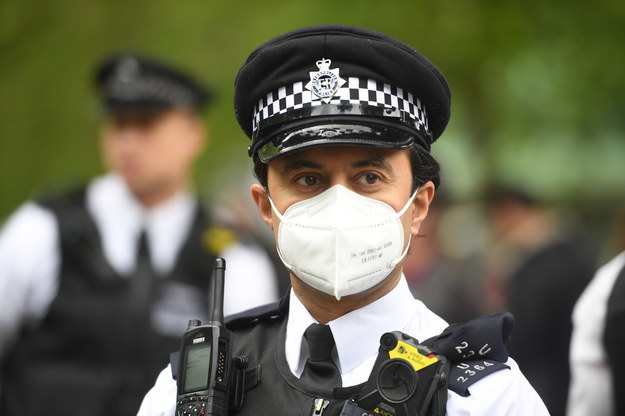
138, 25, 549, 415
568, 250, 625, 416
0, 53, 278, 416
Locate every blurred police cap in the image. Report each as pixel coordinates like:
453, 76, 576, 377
95, 52, 212, 115
234, 24, 451, 163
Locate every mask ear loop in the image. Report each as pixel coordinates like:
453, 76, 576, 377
267, 195, 287, 223
266, 196, 299, 276
268, 195, 309, 268
389, 187, 420, 268
395, 187, 420, 219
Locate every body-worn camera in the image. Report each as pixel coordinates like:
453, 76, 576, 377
355, 331, 448, 416
175, 258, 234, 416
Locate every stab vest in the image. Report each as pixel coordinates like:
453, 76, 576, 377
172, 297, 514, 416
0, 188, 224, 416
604, 261, 625, 415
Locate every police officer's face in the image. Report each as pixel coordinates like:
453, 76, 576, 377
251, 146, 435, 296
101, 109, 204, 204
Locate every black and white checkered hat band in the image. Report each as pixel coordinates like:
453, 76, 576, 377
252, 77, 428, 134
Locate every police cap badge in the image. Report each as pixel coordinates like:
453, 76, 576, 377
234, 24, 451, 163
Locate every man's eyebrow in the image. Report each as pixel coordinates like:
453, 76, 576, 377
281, 159, 323, 174
351, 156, 393, 171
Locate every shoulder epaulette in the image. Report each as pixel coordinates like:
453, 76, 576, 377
225, 293, 289, 331
35, 186, 87, 211
424, 311, 515, 397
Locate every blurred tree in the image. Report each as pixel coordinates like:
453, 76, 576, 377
0, 0, 623, 221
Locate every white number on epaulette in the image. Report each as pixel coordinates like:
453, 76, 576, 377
455, 341, 491, 359
455, 360, 497, 383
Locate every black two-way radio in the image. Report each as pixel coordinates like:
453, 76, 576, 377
175, 258, 232, 416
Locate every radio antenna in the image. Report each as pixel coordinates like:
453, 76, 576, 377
211, 257, 226, 327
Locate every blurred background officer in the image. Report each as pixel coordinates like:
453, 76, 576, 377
138, 24, 548, 415
0, 52, 278, 416
568, 250, 625, 416
403, 193, 483, 324
483, 186, 594, 416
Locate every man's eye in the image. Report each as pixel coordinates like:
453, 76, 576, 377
296, 175, 319, 186
359, 173, 381, 184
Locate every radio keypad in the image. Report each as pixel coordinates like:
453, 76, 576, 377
176, 396, 208, 416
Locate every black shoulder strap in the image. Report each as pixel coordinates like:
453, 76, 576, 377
225, 290, 290, 331
425, 311, 514, 397
603, 259, 625, 415
36, 187, 119, 282
36, 187, 91, 242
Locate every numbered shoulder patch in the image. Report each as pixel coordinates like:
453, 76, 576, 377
447, 359, 509, 396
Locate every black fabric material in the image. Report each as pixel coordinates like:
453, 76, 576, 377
225, 290, 289, 331
426, 312, 513, 363
173, 297, 365, 415
300, 324, 342, 388
506, 238, 594, 416
234, 24, 451, 158
0, 187, 219, 416
228, 312, 364, 415
172, 296, 288, 382
425, 312, 514, 397
170, 300, 514, 414
95, 52, 212, 114
604, 260, 625, 416
133, 230, 154, 306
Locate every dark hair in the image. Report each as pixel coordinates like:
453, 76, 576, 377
252, 143, 440, 192
408, 143, 441, 192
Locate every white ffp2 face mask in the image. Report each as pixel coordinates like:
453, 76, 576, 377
269, 184, 417, 300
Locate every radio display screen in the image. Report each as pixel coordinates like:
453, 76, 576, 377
182, 342, 212, 393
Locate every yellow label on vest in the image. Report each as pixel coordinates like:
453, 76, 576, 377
373, 407, 395, 416
202, 226, 238, 255
388, 340, 439, 371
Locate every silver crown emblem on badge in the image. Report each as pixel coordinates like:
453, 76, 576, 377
115, 57, 140, 83
305, 58, 346, 103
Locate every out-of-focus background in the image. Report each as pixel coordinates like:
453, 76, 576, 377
1, 0, 623, 227
1, 0, 624, 288
2, 0, 625, 284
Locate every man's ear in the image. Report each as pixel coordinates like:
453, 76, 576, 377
410, 181, 435, 235
250, 184, 273, 227
189, 116, 207, 156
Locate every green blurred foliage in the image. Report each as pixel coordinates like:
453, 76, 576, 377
1, 0, 624, 226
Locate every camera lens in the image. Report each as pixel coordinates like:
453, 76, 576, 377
377, 359, 418, 403
380, 333, 398, 351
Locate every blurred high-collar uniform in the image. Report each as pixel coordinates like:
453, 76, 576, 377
0, 173, 278, 416
0, 53, 279, 416
137, 25, 549, 415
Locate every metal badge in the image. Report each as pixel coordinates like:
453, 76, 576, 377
115, 56, 140, 83
305, 58, 346, 103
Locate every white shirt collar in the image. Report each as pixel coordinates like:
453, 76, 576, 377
285, 275, 419, 381
87, 173, 196, 276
